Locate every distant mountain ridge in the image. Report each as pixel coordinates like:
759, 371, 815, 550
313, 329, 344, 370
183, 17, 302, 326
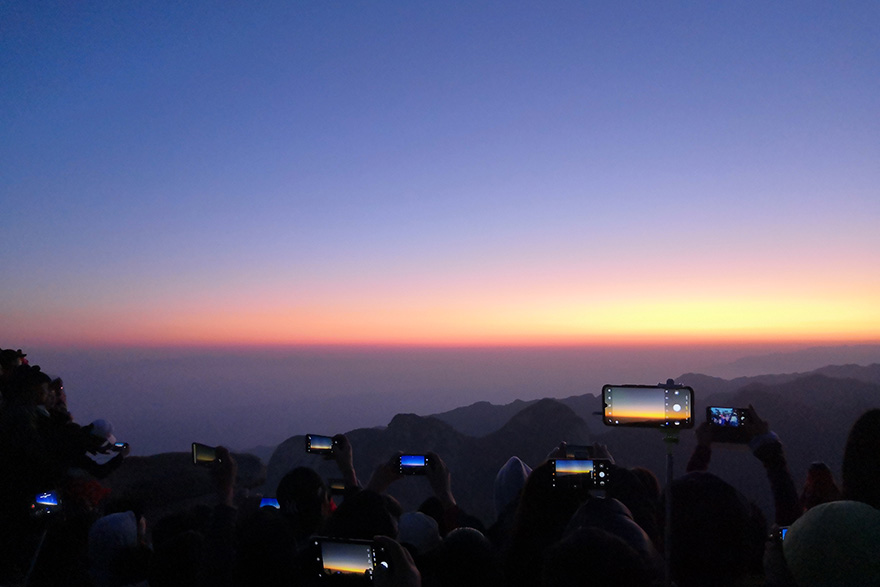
431, 363, 880, 437
101, 363, 880, 528
263, 398, 591, 524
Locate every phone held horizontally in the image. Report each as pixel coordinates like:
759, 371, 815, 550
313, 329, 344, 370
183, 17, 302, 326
311, 536, 388, 583
602, 384, 694, 428
707, 406, 750, 443
305, 434, 335, 455
550, 458, 612, 490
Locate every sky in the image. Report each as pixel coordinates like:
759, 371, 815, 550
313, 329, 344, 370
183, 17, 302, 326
2, 1, 880, 348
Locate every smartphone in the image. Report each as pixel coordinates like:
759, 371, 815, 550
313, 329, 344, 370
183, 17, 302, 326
192, 442, 218, 465
260, 497, 280, 509
328, 478, 347, 496
550, 459, 612, 489
31, 491, 62, 517
564, 444, 594, 459
113, 442, 129, 451
398, 454, 430, 475
602, 384, 694, 428
312, 537, 387, 581
306, 434, 335, 455
706, 406, 749, 443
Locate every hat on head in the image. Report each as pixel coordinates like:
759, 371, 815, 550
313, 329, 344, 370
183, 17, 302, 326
494, 456, 532, 514
89, 419, 117, 445
783, 500, 880, 587
398, 512, 441, 555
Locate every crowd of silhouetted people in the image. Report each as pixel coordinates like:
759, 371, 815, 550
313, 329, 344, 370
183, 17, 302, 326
2, 346, 879, 587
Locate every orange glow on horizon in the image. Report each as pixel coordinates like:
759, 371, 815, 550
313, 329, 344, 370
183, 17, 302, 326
7, 290, 880, 348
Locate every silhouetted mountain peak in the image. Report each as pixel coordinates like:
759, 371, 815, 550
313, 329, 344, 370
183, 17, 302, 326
502, 398, 580, 430
485, 398, 591, 454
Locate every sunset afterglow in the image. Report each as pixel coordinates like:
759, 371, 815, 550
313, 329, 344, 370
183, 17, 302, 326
2, 3, 878, 349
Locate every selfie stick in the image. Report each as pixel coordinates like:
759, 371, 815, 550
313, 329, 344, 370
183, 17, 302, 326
659, 378, 684, 587
24, 528, 48, 586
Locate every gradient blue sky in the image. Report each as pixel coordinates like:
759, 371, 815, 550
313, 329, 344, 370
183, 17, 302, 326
3, 1, 879, 346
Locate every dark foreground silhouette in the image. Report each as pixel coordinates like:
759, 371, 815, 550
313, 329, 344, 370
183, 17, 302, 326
2, 346, 879, 586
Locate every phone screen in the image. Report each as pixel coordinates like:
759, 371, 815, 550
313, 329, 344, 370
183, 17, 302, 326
399, 454, 428, 475
707, 406, 750, 442
306, 434, 334, 454
260, 497, 280, 509
31, 491, 61, 517
602, 384, 693, 428
192, 442, 217, 465
315, 538, 378, 578
551, 459, 611, 489
35, 491, 59, 507
707, 407, 747, 427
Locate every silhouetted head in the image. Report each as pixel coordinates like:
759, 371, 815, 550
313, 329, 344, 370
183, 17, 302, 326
513, 460, 591, 544
0, 348, 26, 376
431, 527, 495, 587
784, 500, 880, 586
606, 466, 662, 546
494, 456, 532, 516
88, 511, 150, 587
541, 527, 653, 587
842, 409, 880, 509
564, 497, 661, 575
664, 472, 765, 587
322, 489, 398, 540
629, 466, 662, 500
276, 466, 330, 537
800, 461, 841, 511
501, 460, 591, 587
49, 377, 67, 409
234, 507, 298, 587
4, 363, 51, 406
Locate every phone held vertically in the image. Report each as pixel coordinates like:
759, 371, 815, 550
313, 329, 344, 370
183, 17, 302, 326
550, 458, 612, 489
602, 384, 694, 428
707, 406, 750, 443
192, 442, 218, 465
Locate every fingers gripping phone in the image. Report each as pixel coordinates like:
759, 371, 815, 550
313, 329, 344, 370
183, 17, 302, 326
602, 384, 694, 428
